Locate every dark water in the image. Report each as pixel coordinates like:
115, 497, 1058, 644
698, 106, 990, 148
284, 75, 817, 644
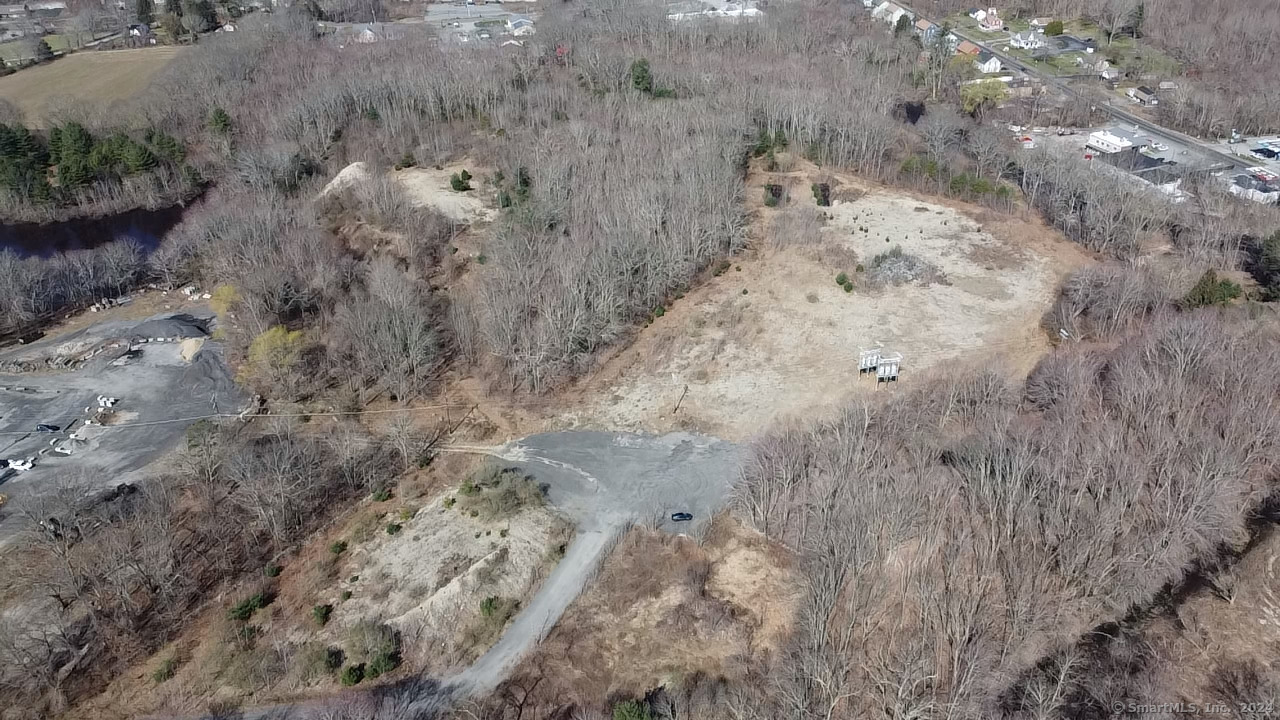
0, 205, 187, 258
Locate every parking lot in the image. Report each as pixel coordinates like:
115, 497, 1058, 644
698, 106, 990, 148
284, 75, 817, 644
0, 311, 240, 546
1214, 136, 1280, 177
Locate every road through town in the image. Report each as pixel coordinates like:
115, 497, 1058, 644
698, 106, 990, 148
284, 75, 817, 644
894, 1, 1246, 171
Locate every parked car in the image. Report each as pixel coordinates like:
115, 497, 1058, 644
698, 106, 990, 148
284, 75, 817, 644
671, 512, 693, 522
35, 424, 60, 433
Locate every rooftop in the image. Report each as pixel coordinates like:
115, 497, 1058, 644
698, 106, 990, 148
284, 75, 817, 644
1099, 146, 1176, 174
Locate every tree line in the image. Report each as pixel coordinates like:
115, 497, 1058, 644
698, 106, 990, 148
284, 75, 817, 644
0, 120, 200, 222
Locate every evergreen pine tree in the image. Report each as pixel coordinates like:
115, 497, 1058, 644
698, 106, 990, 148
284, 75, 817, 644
630, 58, 653, 94
209, 108, 232, 134
122, 142, 156, 174
58, 155, 92, 188
33, 39, 54, 63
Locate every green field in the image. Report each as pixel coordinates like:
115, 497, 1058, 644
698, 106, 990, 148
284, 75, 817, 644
0, 47, 183, 125
0, 34, 69, 61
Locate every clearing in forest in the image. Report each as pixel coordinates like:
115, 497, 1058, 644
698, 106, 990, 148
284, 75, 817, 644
557, 161, 1095, 440
0, 48, 182, 125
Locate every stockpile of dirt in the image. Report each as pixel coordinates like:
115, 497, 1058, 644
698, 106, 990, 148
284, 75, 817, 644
178, 338, 206, 362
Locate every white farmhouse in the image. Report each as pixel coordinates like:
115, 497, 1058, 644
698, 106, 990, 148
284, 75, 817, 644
974, 50, 1002, 74
1010, 31, 1046, 50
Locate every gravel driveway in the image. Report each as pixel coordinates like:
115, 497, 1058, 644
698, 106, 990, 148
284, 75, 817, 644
444, 431, 743, 697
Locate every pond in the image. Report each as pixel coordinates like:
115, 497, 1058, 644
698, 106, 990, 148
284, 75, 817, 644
0, 204, 188, 258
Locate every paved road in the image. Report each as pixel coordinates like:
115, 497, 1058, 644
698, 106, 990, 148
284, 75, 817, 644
899, 2, 1246, 171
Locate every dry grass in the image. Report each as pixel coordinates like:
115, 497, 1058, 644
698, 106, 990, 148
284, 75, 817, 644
507, 516, 798, 706
0, 48, 182, 125
555, 158, 1096, 440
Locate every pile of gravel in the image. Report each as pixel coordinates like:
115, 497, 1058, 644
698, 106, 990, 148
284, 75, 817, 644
867, 247, 947, 288
129, 314, 211, 341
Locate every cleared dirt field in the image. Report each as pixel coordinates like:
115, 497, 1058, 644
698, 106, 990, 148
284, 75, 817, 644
555, 159, 1096, 440
0, 48, 181, 124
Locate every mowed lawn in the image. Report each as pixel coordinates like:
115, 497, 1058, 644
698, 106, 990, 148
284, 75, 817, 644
0, 47, 183, 125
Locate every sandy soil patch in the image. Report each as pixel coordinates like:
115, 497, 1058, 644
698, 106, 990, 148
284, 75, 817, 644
392, 161, 499, 224
329, 489, 570, 676
179, 337, 205, 362
555, 165, 1094, 440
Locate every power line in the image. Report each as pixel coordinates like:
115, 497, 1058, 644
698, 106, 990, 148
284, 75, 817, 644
0, 332, 1061, 438
0, 403, 475, 437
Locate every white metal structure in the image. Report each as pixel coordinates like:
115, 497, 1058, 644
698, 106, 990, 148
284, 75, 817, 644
859, 344, 883, 374
876, 353, 903, 383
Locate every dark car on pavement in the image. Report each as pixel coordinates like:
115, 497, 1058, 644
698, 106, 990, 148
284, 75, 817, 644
671, 512, 693, 522
35, 424, 60, 433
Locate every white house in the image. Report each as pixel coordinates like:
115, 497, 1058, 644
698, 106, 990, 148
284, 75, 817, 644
967, 7, 987, 21
1127, 86, 1159, 106
507, 14, 534, 35
979, 8, 1003, 31
974, 50, 1002, 74
1086, 130, 1134, 154
862, 0, 876, 7
1009, 31, 1045, 49
872, 2, 908, 26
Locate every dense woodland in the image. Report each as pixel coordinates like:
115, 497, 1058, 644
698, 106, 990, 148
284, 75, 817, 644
2, 0, 1280, 718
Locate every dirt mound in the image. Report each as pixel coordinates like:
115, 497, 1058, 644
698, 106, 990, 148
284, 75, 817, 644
129, 314, 210, 341
320, 161, 372, 197
178, 337, 205, 362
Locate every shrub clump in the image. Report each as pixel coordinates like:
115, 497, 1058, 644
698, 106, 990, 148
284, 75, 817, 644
1181, 269, 1242, 308
152, 656, 178, 684
227, 592, 274, 622
340, 663, 365, 686
456, 465, 547, 520
312, 604, 333, 627
811, 182, 831, 206
450, 169, 473, 192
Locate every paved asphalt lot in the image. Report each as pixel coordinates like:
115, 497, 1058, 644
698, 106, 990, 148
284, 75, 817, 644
448, 431, 744, 696
0, 312, 239, 547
